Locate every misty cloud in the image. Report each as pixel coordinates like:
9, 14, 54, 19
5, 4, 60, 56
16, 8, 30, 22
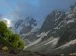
0, 0, 76, 27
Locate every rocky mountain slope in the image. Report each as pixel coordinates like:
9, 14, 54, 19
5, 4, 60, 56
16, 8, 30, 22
23, 3, 76, 55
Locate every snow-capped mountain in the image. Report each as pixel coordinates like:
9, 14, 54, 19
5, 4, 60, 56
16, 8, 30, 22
23, 3, 76, 55
11, 17, 39, 45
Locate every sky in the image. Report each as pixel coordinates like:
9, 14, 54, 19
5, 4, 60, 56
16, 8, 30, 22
0, 0, 76, 27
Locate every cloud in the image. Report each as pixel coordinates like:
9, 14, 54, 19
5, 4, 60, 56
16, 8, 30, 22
3, 0, 76, 27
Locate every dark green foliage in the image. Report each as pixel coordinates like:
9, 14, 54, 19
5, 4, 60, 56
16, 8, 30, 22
8, 34, 25, 49
17, 40, 25, 49
0, 21, 25, 52
9, 34, 19, 42
0, 21, 7, 34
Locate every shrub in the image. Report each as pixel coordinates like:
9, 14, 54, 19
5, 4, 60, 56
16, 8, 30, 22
0, 21, 25, 53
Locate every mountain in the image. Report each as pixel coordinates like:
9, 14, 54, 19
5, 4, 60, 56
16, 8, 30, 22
39, 3, 76, 47
39, 10, 65, 33
23, 3, 76, 55
14, 17, 37, 34
11, 17, 39, 45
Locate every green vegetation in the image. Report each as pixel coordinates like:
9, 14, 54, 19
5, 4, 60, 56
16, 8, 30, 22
0, 21, 25, 53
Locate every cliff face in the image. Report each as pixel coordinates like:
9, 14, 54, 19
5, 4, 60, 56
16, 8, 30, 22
39, 3, 76, 47
23, 3, 76, 55
40, 10, 65, 33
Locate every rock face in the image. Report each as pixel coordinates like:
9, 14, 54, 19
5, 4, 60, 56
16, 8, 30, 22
14, 17, 37, 34
11, 17, 38, 45
39, 3, 76, 47
40, 10, 65, 33
23, 3, 76, 55
16, 51, 47, 56
9, 3, 76, 55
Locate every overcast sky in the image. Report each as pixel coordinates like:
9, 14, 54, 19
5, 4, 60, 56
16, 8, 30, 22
0, 0, 76, 27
